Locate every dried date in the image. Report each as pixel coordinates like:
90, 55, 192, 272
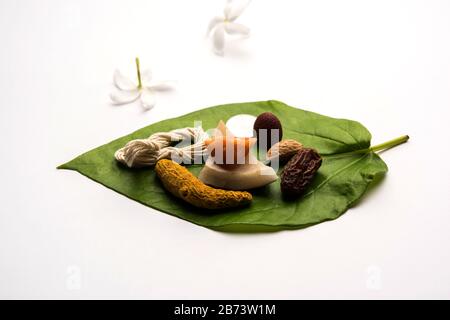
281, 148, 322, 197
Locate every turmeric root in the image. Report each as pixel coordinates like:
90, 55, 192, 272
155, 159, 252, 209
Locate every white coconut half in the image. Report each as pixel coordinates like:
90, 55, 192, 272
198, 155, 278, 190
225, 114, 257, 138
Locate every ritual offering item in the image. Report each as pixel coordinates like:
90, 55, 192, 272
267, 139, 303, 164
155, 159, 252, 209
253, 112, 283, 151
281, 148, 323, 197
225, 114, 257, 138
115, 127, 208, 168
198, 121, 278, 190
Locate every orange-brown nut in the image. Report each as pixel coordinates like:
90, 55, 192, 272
267, 139, 303, 164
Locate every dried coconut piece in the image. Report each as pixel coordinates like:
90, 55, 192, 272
198, 154, 278, 190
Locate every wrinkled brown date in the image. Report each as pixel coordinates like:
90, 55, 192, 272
281, 148, 322, 197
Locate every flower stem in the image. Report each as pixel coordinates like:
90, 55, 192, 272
325, 135, 409, 158
135, 57, 142, 89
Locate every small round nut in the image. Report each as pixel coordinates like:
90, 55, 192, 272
267, 139, 303, 164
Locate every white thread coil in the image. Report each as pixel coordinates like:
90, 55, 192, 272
114, 127, 208, 168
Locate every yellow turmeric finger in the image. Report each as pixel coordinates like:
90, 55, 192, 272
155, 159, 252, 209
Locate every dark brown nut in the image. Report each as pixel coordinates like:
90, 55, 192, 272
253, 112, 283, 151
280, 148, 322, 197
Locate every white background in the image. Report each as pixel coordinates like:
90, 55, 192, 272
1, 0, 449, 299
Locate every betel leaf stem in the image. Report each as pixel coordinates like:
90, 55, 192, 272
325, 135, 409, 158
369, 135, 410, 153
135, 57, 142, 89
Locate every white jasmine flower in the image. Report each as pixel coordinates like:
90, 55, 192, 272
207, 0, 251, 55
110, 58, 173, 110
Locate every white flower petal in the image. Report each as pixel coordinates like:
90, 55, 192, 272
140, 69, 152, 85
224, 22, 250, 35
113, 70, 137, 91
148, 81, 175, 92
213, 24, 225, 55
207, 16, 224, 35
110, 89, 140, 105
224, 0, 233, 20
227, 0, 251, 21
140, 89, 156, 110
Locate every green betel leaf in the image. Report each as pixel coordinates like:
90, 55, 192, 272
58, 100, 399, 232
